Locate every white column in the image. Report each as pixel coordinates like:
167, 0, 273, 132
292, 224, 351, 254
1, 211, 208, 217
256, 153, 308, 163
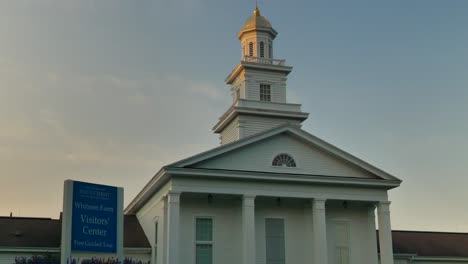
367, 205, 379, 264
312, 198, 328, 264
242, 195, 256, 264
166, 192, 181, 264
378, 201, 394, 264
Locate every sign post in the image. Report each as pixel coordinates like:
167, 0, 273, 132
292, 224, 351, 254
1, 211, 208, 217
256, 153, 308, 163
61, 180, 124, 263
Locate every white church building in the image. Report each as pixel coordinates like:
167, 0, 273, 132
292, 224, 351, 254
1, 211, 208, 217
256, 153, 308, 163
2, 6, 468, 264
126, 6, 400, 264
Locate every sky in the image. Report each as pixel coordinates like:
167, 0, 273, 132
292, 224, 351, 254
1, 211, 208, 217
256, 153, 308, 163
0, 0, 467, 232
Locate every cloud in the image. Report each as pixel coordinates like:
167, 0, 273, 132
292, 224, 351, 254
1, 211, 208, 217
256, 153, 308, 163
0, 60, 227, 216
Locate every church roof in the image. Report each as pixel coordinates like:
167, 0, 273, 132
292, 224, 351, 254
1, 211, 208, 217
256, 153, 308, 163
1, 217, 468, 259
168, 124, 400, 182
125, 124, 401, 214
0, 215, 150, 249
389, 230, 468, 258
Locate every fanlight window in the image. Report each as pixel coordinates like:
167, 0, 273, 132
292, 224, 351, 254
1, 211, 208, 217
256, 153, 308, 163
272, 153, 296, 167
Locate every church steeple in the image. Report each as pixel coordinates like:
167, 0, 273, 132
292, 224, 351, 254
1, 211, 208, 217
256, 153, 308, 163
213, 7, 309, 145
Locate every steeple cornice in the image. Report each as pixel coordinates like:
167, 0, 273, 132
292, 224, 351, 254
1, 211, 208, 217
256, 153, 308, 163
213, 99, 309, 133
225, 60, 292, 85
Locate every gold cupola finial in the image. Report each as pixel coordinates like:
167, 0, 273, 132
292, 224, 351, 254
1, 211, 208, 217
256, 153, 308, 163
253, 0, 260, 16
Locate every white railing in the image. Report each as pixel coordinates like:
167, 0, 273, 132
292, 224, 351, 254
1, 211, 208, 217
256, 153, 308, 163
243, 56, 286, 66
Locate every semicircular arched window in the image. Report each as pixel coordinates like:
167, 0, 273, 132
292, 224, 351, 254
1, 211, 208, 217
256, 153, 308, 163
272, 153, 297, 167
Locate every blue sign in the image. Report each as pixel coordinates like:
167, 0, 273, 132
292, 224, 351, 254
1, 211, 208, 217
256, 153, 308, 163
71, 181, 117, 253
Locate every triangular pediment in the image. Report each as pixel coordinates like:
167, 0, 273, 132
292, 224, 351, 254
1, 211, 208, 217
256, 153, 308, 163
169, 125, 400, 181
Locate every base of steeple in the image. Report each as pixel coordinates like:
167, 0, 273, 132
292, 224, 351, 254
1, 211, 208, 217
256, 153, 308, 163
213, 99, 309, 145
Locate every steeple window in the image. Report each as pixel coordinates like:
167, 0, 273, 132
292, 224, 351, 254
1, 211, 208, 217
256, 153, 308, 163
249, 42, 254, 57
260, 41, 265, 58
260, 84, 271, 102
269, 43, 273, 58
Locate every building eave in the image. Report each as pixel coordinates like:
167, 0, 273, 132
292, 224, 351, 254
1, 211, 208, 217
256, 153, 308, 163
237, 27, 278, 40
166, 167, 401, 190
225, 61, 292, 84
175, 124, 401, 182
0, 247, 152, 253
124, 168, 170, 215
0, 247, 60, 253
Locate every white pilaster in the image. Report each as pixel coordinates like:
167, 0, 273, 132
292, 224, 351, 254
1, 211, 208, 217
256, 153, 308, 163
242, 195, 256, 264
166, 192, 181, 264
116, 187, 124, 262
378, 201, 394, 264
60, 180, 73, 264
367, 205, 379, 264
312, 198, 328, 264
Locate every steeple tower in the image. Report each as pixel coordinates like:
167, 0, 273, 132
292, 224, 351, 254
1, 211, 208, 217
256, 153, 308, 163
213, 7, 309, 145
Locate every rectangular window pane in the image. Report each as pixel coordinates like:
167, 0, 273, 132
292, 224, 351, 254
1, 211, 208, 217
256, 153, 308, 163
265, 218, 285, 264
196, 218, 213, 241
196, 244, 213, 264
260, 84, 271, 102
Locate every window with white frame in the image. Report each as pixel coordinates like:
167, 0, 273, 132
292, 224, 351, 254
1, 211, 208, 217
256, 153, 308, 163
249, 42, 254, 57
334, 222, 350, 264
195, 217, 213, 264
260, 84, 271, 102
265, 218, 285, 264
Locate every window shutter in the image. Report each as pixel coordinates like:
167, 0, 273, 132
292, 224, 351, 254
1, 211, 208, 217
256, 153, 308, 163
265, 218, 285, 264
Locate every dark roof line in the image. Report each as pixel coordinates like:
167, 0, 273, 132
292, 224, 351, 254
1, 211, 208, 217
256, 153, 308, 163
0, 216, 55, 220
389, 230, 468, 235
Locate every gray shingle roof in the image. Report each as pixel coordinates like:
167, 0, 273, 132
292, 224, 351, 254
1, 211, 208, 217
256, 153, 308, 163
0, 215, 150, 249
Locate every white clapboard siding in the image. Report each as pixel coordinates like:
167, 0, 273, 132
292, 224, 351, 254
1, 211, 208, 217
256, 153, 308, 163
255, 200, 309, 264
0, 252, 22, 264
245, 68, 288, 103
136, 182, 171, 264
326, 203, 379, 264
178, 197, 242, 264
220, 117, 241, 144
239, 115, 301, 139
193, 133, 378, 178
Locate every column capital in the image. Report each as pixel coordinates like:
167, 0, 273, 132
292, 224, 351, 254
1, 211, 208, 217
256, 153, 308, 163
242, 195, 256, 207
378, 201, 391, 214
167, 191, 181, 203
312, 198, 327, 210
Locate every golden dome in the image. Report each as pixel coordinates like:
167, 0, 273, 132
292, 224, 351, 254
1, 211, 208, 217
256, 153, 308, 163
237, 7, 277, 39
